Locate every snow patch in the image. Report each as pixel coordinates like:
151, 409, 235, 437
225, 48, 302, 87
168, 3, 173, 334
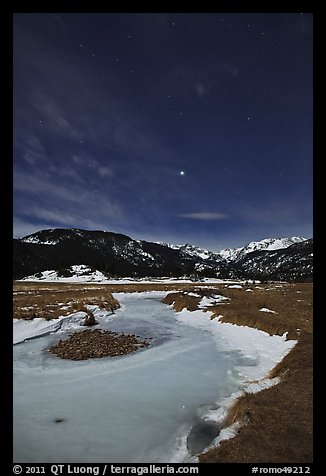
259, 307, 277, 314
198, 295, 228, 309
21, 237, 58, 245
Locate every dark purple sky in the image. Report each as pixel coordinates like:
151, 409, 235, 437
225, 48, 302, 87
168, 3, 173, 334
13, 12, 313, 250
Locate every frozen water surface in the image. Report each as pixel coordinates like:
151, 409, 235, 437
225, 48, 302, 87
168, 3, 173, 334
14, 292, 295, 463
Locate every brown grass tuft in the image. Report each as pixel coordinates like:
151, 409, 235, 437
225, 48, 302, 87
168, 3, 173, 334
162, 292, 201, 311
48, 328, 149, 360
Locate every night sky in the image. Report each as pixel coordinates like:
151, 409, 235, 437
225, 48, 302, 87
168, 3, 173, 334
13, 13, 313, 250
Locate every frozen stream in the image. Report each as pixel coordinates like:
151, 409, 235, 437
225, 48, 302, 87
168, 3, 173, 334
13, 291, 295, 463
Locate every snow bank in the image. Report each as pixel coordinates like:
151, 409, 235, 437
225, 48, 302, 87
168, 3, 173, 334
175, 307, 295, 382
13, 317, 67, 345
172, 306, 296, 458
13, 307, 115, 345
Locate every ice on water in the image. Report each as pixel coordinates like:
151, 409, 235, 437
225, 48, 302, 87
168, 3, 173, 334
13, 292, 295, 463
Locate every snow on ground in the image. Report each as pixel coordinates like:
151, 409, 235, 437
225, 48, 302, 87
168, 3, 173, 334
227, 284, 243, 289
259, 307, 277, 314
198, 295, 229, 309
21, 269, 196, 284
21, 236, 58, 245
21, 265, 110, 283
19, 268, 259, 285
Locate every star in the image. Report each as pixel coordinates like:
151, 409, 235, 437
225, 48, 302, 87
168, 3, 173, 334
180, 170, 185, 176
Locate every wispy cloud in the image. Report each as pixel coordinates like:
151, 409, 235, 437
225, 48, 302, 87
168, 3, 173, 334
98, 166, 114, 178
13, 216, 52, 239
27, 206, 80, 226
178, 212, 228, 220
14, 165, 125, 230
14, 29, 173, 165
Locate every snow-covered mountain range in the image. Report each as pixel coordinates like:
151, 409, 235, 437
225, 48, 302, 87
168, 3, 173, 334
218, 237, 306, 262
14, 229, 312, 282
161, 236, 306, 263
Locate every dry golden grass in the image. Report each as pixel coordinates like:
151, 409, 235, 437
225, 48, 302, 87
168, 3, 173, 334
13, 281, 225, 320
211, 283, 312, 339
164, 283, 313, 463
13, 282, 120, 320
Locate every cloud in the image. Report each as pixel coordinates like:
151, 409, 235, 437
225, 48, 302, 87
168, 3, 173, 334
178, 212, 228, 220
14, 31, 170, 164
27, 206, 79, 226
98, 166, 114, 178
14, 166, 125, 230
13, 216, 52, 239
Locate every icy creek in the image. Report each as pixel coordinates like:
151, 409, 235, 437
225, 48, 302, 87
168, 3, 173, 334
13, 291, 296, 463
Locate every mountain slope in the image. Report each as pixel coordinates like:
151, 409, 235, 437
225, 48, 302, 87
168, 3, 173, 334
220, 237, 306, 262
13, 228, 313, 282
14, 228, 238, 280
234, 239, 313, 281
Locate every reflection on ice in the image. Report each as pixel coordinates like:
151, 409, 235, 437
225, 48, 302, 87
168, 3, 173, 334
13, 292, 296, 463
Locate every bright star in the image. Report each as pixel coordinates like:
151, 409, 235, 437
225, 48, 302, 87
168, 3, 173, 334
180, 170, 185, 176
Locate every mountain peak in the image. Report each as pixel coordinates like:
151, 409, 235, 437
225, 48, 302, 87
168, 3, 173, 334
219, 236, 307, 262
